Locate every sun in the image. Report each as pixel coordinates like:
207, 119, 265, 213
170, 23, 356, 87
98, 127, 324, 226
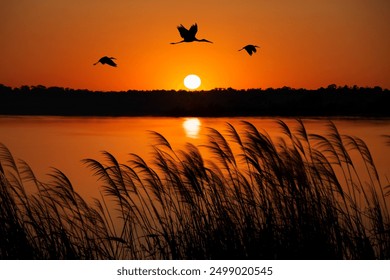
184, 74, 201, 90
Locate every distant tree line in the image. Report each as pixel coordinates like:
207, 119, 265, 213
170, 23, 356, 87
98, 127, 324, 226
1, 83, 387, 95
0, 84, 389, 117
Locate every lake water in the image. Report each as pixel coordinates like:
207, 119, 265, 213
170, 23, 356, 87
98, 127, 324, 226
0, 116, 389, 201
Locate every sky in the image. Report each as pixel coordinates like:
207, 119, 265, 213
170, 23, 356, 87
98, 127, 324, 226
1, 0, 389, 91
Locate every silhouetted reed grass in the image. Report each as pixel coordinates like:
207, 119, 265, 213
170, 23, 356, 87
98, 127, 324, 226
1, 120, 389, 259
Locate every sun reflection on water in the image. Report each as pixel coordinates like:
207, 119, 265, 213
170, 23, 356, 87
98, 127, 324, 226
182, 118, 201, 139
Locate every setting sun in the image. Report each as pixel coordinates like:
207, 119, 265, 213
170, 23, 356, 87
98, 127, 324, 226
184, 74, 201, 90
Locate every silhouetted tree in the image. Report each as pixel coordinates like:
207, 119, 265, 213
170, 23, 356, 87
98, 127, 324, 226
0, 84, 12, 94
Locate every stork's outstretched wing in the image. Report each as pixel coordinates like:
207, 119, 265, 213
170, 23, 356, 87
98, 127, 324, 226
247, 46, 256, 55
177, 25, 189, 39
188, 23, 198, 37
104, 58, 117, 67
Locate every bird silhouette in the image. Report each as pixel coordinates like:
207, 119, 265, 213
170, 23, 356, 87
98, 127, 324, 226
93, 56, 117, 67
239, 45, 260, 56
171, 23, 213, 44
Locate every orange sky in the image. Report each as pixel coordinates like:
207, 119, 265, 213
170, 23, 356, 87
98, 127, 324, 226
1, 0, 389, 91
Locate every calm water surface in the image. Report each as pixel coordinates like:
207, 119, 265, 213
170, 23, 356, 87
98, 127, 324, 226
1, 116, 389, 201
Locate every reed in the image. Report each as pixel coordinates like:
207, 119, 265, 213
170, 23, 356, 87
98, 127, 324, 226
1, 120, 389, 259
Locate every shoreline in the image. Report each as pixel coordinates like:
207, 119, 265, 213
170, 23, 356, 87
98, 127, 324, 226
1, 87, 389, 118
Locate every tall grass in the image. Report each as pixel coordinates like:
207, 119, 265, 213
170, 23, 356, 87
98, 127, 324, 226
1, 120, 389, 259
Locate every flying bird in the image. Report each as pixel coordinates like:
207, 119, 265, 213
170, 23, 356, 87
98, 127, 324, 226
171, 23, 213, 44
239, 45, 260, 56
93, 56, 117, 67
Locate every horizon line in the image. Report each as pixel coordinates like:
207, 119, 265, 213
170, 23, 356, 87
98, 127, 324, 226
1, 83, 389, 93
